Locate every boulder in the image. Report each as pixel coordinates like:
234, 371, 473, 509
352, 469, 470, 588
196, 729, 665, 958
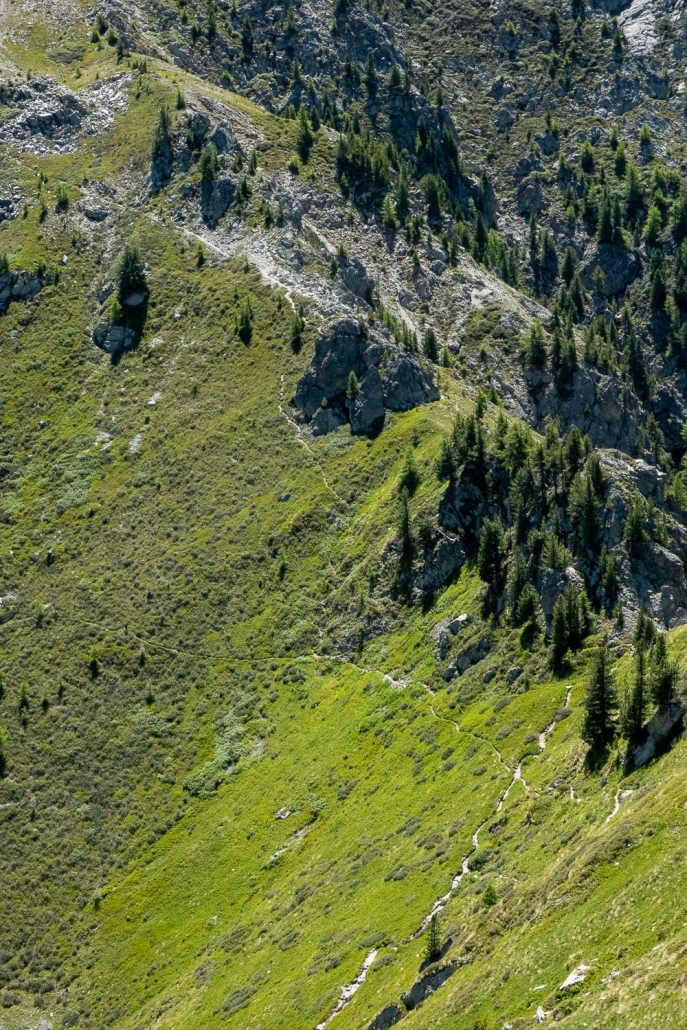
122, 291, 147, 307
513, 153, 541, 179
92, 320, 137, 354
535, 132, 559, 155
506, 665, 522, 684
449, 613, 469, 635
516, 176, 547, 216
350, 367, 385, 434
632, 703, 683, 767
83, 205, 108, 221
0, 270, 43, 313
495, 105, 515, 132
208, 124, 236, 154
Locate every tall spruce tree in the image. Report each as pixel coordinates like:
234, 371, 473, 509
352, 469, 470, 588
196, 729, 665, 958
650, 633, 677, 705
424, 913, 441, 963
624, 641, 647, 743
477, 518, 506, 615
582, 642, 615, 748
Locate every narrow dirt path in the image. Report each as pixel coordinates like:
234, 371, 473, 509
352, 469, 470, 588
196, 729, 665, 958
317, 687, 572, 1028
277, 374, 344, 503
605, 788, 633, 824
538, 685, 573, 750
315, 948, 378, 1030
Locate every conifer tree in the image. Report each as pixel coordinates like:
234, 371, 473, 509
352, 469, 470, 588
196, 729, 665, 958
478, 518, 506, 615
582, 642, 615, 748
624, 493, 648, 558
424, 913, 441, 963
624, 641, 647, 743
650, 633, 676, 705
423, 327, 438, 361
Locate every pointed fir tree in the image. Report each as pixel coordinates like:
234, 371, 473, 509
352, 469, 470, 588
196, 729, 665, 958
478, 517, 507, 616
650, 633, 677, 705
582, 642, 615, 749
424, 913, 441, 963
624, 641, 647, 743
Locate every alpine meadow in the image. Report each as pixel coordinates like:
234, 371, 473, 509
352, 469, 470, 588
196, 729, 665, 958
3, 0, 687, 1028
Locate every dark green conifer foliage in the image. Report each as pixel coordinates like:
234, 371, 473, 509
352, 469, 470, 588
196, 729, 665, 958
650, 633, 676, 705
582, 643, 615, 749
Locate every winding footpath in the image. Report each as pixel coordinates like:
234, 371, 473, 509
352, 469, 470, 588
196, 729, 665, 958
317, 685, 574, 1029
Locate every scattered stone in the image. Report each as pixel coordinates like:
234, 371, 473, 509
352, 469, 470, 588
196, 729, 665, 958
506, 666, 522, 685
483, 668, 496, 684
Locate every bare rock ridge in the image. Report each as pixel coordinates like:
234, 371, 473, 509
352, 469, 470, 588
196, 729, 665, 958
295, 316, 439, 435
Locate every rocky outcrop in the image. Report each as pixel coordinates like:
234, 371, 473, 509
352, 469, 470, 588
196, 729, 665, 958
92, 321, 137, 354
364, 1005, 403, 1030
400, 962, 457, 1009
632, 703, 684, 767
0, 270, 43, 313
443, 635, 491, 680
295, 317, 438, 435
415, 537, 465, 595
350, 366, 385, 434
201, 175, 236, 226
579, 243, 642, 298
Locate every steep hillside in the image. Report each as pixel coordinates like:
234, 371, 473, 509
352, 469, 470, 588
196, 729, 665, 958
2, 2, 687, 1030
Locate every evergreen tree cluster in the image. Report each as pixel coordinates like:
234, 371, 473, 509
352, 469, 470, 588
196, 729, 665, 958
431, 403, 669, 664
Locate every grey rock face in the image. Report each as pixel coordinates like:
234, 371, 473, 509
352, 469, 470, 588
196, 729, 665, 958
517, 176, 547, 216
415, 537, 465, 593
632, 703, 683, 768
350, 366, 385, 434
626, 542, 687, 630
92, 320, 137, 354
0, 270, 43, 313
295, 316, 438, 434
580, 244, 642, 298
337, 256, 374, 302
201, 175, 236, 226
381, 351, 439, 411
311, 405, 346, 436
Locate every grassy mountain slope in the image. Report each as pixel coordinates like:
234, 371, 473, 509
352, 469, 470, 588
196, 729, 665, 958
2, 6, 687, 1030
